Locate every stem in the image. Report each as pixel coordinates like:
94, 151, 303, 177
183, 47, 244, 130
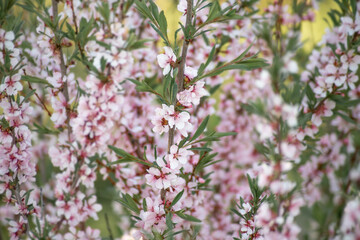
70, 0, 79, 34
167, 0, 193, 152
275, 0, 284, 56
105, 213, 114, 240
27, 81, 52, 117
51, 0, 72, 140
14, 183, 30, 237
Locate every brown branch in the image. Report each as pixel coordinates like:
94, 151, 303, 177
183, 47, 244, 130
125, 128, 143, 159
70, 0, 79, 34
52, 0, 72, 140
27, 81, 52, 117
105, 213, 114, 240
14, 183, 30, 237
275, 0, 284, 56
167, 0, 193, 152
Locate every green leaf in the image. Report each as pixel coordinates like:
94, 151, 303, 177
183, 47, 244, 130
135, 0, 155, 22
350, 0, 357, 15
21, 75, 52, 87
21, 89, 36, 104
108, 145, 153, 167
335, 111, 356, 125
166, 212, 174, 230
117, 194, 140, 214
175, 211, 201, 223
142, 198, 147, 211
170, 190, 184, 208
32, 123, 59, 135
198, 45, 216, 76
127, 38, 153, 50
187, 147, 212, 152
206, 1, 221, 23
233, 42, 254, 62
199, 58, 268, 80
190, 115, 209, 142
212, 132, 237, 138
158, 11, 168, 39
128, 78, 163, 98
149, 0, 159, 22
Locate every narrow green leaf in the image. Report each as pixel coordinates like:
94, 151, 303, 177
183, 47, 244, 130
22, 75, 52, 87
170, 190, 184, 208
187, 147, 212, 152
117, 194, 140, 214
212, 132, 237, 138
21, 89, 36, 104
175, 211, 201, 223
190, 115, 209, 142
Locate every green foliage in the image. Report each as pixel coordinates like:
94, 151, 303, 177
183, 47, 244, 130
21, 75, 52, 86
175, 211, 201, 223
117, 194, 140, 214
135, 0, 170, 46
108, 145, 154, 167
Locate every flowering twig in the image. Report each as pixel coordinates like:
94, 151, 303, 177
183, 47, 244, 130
168, 0, 193, 152
51, 0, 72, 140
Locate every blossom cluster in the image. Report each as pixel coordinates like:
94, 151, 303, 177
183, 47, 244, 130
0, 0, 359, 240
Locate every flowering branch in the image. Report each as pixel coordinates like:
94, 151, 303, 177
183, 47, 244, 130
167, 0, 193, 152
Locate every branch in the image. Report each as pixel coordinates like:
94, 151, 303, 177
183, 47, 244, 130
167, 0, 193, 152
51, 0, 72, 140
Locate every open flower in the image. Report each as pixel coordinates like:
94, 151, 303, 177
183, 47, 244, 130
151, 104, 171, 134
145, 158, 181, 190
340, 50, 360, 72
341, 13, 360, 36
157, 46, 176, 76
311, 100, 336, 126
177, 0, 187, 14
167, 144, 194, 169
325, 64, 347, 87
240, 202, 252, 215
0, 74, 23, 96
165, 105, 192, 134
0, 29, 15, 50
177, 80, 209, 107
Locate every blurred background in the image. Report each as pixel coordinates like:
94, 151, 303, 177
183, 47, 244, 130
88, 0, 339, 237
0, 0, 340, 239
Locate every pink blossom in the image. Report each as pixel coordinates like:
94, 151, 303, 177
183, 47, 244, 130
341, 13, 360, 36
151, 104, 171, 134
165, 105, 193, 136
340, 50, 360, 72
311, 100, 336, 126
239, 202, 252, 215
177, 80, 209, 107
157, 46, 176, 76
145, 158, 181, 190
48, 72, 64, 89
50, 92, 68, 126
137, 197, 166, 231
345, 72, 359, 90
313, 76, 332, 97
167, 144, 194, 169
177, 0, 187, 14
0, 74, 23, 96
325, 64, 347, 87
8, 217, 27, 240
0, 29, 15, 50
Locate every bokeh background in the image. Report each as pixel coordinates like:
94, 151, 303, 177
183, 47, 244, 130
0, 0, 341, 238
88, 0, 339, 237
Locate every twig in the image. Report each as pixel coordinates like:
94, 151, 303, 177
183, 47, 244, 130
14, 183, 30, 237
168, 0, 193, 152
51, 0, 72, 140
105, 213, 114, 240
27, 81, 52, 117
